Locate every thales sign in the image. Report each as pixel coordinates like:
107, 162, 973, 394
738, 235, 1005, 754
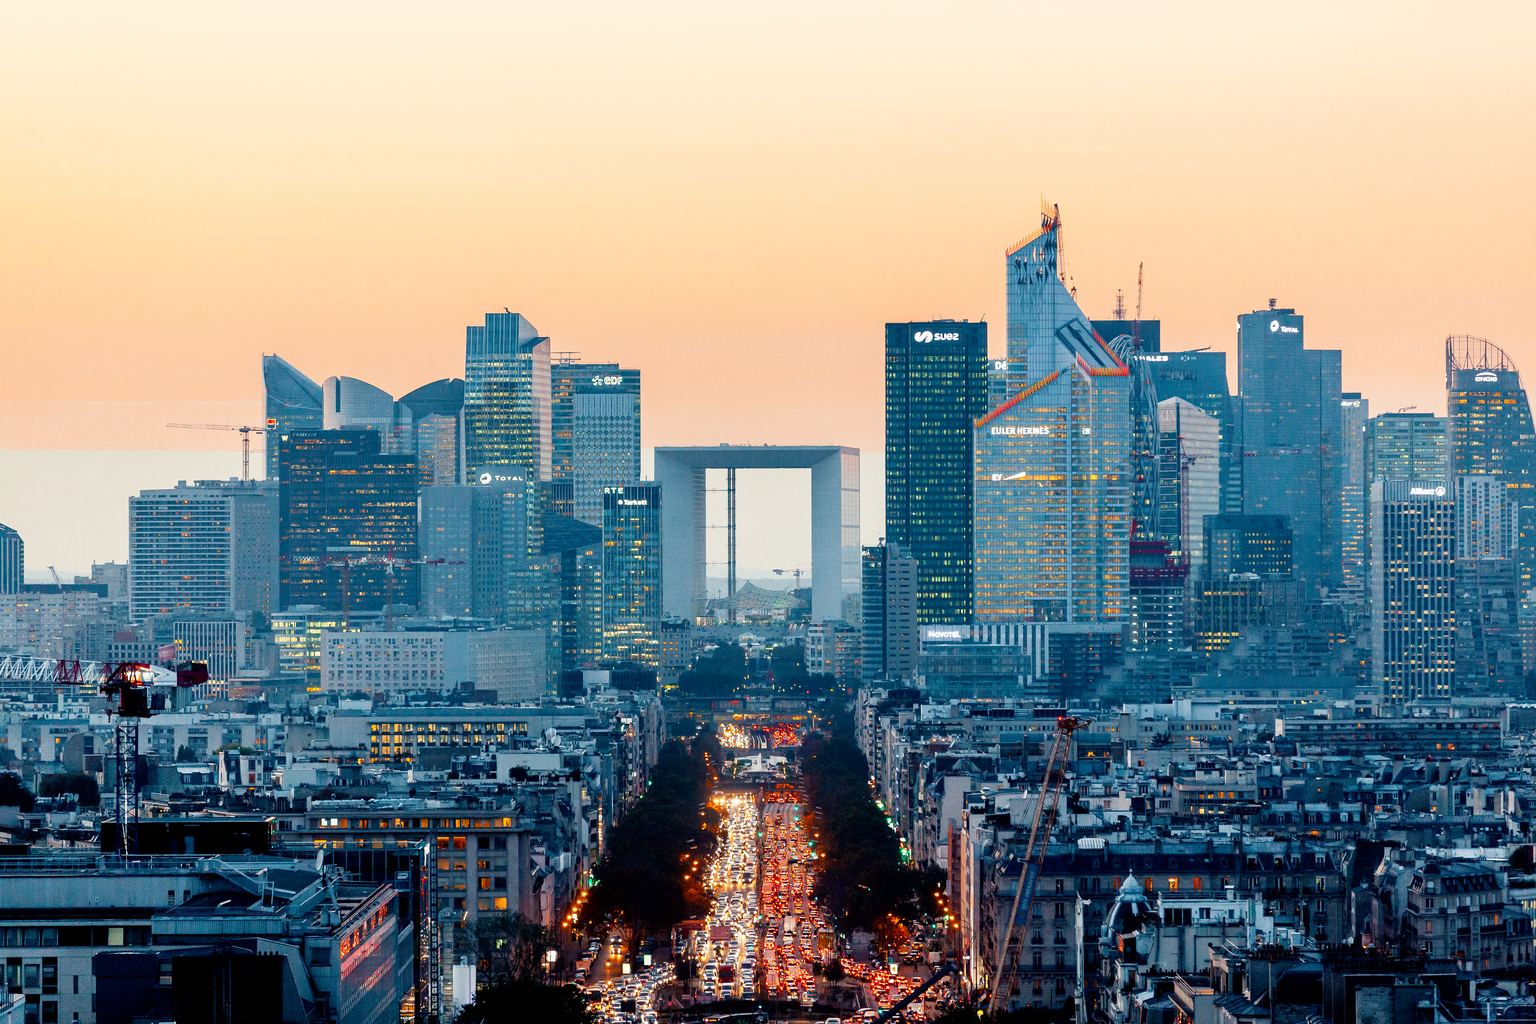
914, 330, 960, 343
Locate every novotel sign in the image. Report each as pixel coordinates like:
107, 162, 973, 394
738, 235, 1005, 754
914, 330, 960, 343
1409, 486, 1447, 497
991, 425, 1050, 436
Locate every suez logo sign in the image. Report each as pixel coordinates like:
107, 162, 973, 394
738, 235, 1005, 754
1268, 320, 1299, 334
1475, 372, 1500, 383
1410, 486, 1448, 497
913, 330, 961, 343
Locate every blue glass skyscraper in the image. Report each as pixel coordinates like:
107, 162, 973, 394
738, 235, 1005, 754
1237, 303, 1342, 596
973, 206, 1131, 623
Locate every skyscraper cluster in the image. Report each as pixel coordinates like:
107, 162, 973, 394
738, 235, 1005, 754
872, 204, 1535, 705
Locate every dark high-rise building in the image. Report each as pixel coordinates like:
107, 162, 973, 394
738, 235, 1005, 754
1338, 393, 1369, 602
0, 523, 20, 594
544, 513, 603, 674
885, 320, 989, 624
860, 541, 917, 681
1371, 479, 1455, 703
464, 312, 552, 481
603, 483, 662, 668
278, 429, 418, 612
1366, 411, 1446, 483
1237, 303, 1342, 595
262, 354, 323, 482
1203, 514, 1293, 579
1149, 350, 1242, 514
1447, 335, 1536, 591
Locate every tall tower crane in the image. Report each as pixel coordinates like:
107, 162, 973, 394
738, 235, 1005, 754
986, 715, 1092, 1014
166, 423, 267, 482
0, 656, 208, 854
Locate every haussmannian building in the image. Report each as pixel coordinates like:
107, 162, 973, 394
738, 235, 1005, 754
973, 206, 1130, 624
1371, 479, 1455, 703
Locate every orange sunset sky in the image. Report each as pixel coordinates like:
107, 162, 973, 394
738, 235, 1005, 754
2, 3, 1534, 573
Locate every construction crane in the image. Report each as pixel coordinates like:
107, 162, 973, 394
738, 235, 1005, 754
1132, 262, 1143, 351
0, 656, 208, 855
166, 423, 267, 482
290, 552, 459, 629
986, 715, 1093, 1014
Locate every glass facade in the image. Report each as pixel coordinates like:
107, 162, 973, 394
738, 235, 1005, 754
885, 320, 988, 624
1237, 306, 1342, 596
278, 429, 419, 612
1338, 393, 1369, 601
602, 483, 662, 667
1370, 479, 1455, 703
1447, 347, 1536, 593
463, 312, 552, 481
1149, 350, 1241, 515
552, 363, 641, 494
262, 353, 323, 482
1366, 411, 1446, 483
1453, 475, 1523, 695
974, 208, 1130, 623
1202, 514, 1293, 578
1156, 398, 1220, 576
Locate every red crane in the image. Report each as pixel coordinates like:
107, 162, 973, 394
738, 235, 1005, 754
166, 423, 267, 482
0, 657, 208, 854
987, 716, 1093, 1013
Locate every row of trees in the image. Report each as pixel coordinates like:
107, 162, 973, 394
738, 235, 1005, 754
581, 732, 722, 948
0, 772, 99, 811
801, 733, 945, 932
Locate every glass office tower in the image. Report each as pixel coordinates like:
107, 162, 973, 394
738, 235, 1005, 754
262, 354, 324, 482
1447, 335, 1536, 592
885, 320, 989, 624
1148, 350, 1242, 515
973, 207, 1131, 623
602, 483, 662, 668
1237, 304, 1343, 596
1371, 479, 1455, 703
278, 429, 418, 612
1338, 393, 1369, 602
464, 312, 552, 481
1366, 411, 1446, 483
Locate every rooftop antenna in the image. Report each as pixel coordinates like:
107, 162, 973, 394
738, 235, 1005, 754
1112, 290, 1126, 320
1268, 298, 1277, 310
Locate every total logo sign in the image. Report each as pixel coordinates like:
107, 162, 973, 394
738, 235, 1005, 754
1269, 320, 1299, 334
478, 471, 521, 485
914, 330, 960, 343
1476, 371, 1500, 383
1410, 486, 1447, 497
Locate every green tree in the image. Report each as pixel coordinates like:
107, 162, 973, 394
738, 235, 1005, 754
38, 773, 99, 808
454, 980, 596, 1024
677, 644, 748, 699
0, 773, 34, 812
175, 745, 200, 763
465, 913, 553, 985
